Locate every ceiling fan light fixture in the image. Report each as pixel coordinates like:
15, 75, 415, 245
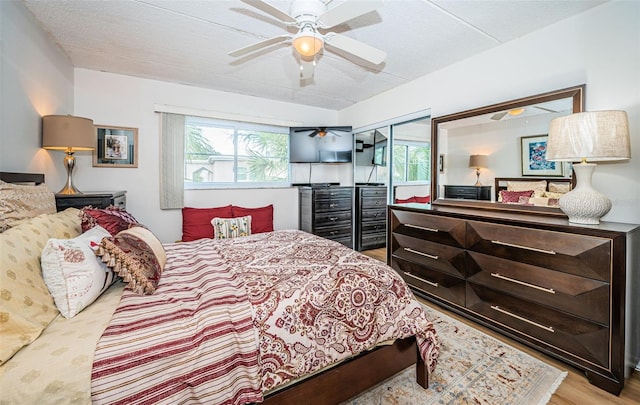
293, 26, 324, 57
508, 108, 526, 116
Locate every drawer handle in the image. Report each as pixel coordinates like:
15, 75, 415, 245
404, 247, 438, 260
491, 305, 555, 333
329, 217, 338, 221
403, 272, 439, 288
490, 273, 555, 294
329, 203, 337, 208
491, 240, 556, 255
405, 224, 439, 233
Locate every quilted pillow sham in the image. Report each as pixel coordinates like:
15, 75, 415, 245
212, 216, 251, 239
41, 225, 116, 318
96, 226, 166, 295
0, 180, 56, 232
80, 206, 139, 235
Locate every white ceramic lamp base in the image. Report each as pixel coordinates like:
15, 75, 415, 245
558, 162, 611, 225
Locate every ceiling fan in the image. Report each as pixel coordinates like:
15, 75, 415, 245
490, 105, 558, 121
294, 126, 352, 137
229, 0, 387, 79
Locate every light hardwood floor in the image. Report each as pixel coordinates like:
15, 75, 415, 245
362, 248, 640, 404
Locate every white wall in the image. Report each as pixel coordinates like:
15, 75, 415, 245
73, 69, 339, 242
0, 0, 74, 173
340, 0, 640, 225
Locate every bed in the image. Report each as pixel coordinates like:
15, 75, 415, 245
0, 172, 439, 405
494, 177, 573, 207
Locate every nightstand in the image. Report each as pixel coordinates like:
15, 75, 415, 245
444, 185, 491, 201
55, 191, 126, 211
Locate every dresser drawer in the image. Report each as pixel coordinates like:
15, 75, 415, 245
315, 225, 352, 240
315, 211, 352, 227
362, 208, 386, 222
390, 209, 466, 248
361, 188, 386, 198
314, 188, 352, 200
361, 220, 385, 235
391, 233, 466, 278
315, 197, 352, 212
467, 221, 612, 281
467, 283, 610, 369
467, 252, 610, 325
361, 196, 387, 209
392, 256, 465, 307
360, 233, 386, 250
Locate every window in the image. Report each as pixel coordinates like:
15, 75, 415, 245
392, 141, 430, 183
184, 116, 289, 188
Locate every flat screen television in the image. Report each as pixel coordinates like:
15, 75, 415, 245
289, 126, 353, 163
373, 130, 387, 166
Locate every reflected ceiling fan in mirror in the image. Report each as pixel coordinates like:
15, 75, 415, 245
229, 0, 386, 79
294, 126, 352, 137
490, 105, 559, 121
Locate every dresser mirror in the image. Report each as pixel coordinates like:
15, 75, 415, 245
431, 84, 585, 216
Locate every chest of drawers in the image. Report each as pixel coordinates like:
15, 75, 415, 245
355, 186, 387, 251
388, 204, 639, 395
444, 185, 491, 200
299, 186, 353, 248
55, 191, 126, 211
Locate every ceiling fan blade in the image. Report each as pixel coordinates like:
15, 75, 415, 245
228, 35, 290, 57
490, 111, 508, 121
240, 0, 296, 23
324, 33, 386, 65
318, 0, 383, 28
299, 59, 315, 80
308, 130, 319, 137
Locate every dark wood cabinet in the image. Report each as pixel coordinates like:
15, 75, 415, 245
388, 204, 639, 395
355, 186, 387, 251
299, 186, 353, 248
444, 185, 491, 200
55, 191, 126, 211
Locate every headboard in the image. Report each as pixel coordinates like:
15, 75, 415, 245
0, 172, 45, 185
494, 177, 572, 201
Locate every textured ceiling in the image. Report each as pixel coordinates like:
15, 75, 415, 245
23, 0, 606, 110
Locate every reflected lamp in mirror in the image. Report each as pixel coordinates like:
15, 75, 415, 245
469, 154, 488, 186
546, 110, 630, 224
42, 115, 95, 195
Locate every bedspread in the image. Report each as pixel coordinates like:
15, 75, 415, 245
91, 230, 439, 404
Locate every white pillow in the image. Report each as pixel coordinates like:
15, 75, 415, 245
41, 225, 116, 318
211, 216, 252, 239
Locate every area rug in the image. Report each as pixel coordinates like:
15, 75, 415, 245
343, 304, 567, 405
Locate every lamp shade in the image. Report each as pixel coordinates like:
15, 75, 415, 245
469, 154, 488, 169
42, 115, 95, 151
546, 111, 630, 162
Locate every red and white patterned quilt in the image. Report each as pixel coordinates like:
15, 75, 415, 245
91, 230, 439, 404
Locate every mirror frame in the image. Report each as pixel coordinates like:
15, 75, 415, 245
430, 84, 585, 216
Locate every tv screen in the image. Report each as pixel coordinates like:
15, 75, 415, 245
373, 130, 387, 166
289, 126, 353, 163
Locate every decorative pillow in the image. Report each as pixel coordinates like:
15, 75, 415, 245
41, 225, 116, 318
519, 196, 552, 206
0, 181, 56, 232
543, 191, 565, 199
499, 190, 534, 203
507, 180, 547, 192
80, 206, 139, 235
212, 216, 252, 239
232, 204, 273, 234
182, 205, 233, 242
413, 195, 431, 203
0, 208, 81, 364
548, 182, 571, 193
395, 197, 416, 204
96, 226, 166, 295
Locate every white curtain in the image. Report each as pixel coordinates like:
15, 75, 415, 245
159, 113, 185, 209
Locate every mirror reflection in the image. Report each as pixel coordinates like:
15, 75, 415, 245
431, 85, 585, 215
354, 127, 389, 185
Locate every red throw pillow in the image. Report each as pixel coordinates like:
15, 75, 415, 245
231, 204, 274, 234
182, 205, 233, 242
500, 190, 534, 203
413, 195, 431, 203
80, 206, 139, 235
395, 197, 417, 204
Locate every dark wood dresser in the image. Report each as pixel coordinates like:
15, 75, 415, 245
55, 191, 126, 211
299, 186, 353, 248
355, 185, 387, 251
387, 204, 639, 395
444, 185, 491, 200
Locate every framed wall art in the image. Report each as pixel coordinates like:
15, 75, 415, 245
93, 125, 138, 168
520, 135, 562, 176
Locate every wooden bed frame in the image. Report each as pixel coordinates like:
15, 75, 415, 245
1, 171, 430, 404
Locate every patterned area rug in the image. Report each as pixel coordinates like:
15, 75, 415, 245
343, 305, 567, 405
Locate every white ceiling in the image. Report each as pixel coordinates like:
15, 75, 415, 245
23, 0, 606, 110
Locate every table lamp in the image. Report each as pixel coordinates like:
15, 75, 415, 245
546, 110, 630, 224
42, 115, 95, 195
469, 154, 488, 186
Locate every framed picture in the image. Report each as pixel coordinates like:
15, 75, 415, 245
93, 125, 138, 167
520, 135, 562, 176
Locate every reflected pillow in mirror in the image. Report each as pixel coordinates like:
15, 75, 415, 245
548, 182, 571, 193
500, 190, 534, 203
507, 180, 547, 192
